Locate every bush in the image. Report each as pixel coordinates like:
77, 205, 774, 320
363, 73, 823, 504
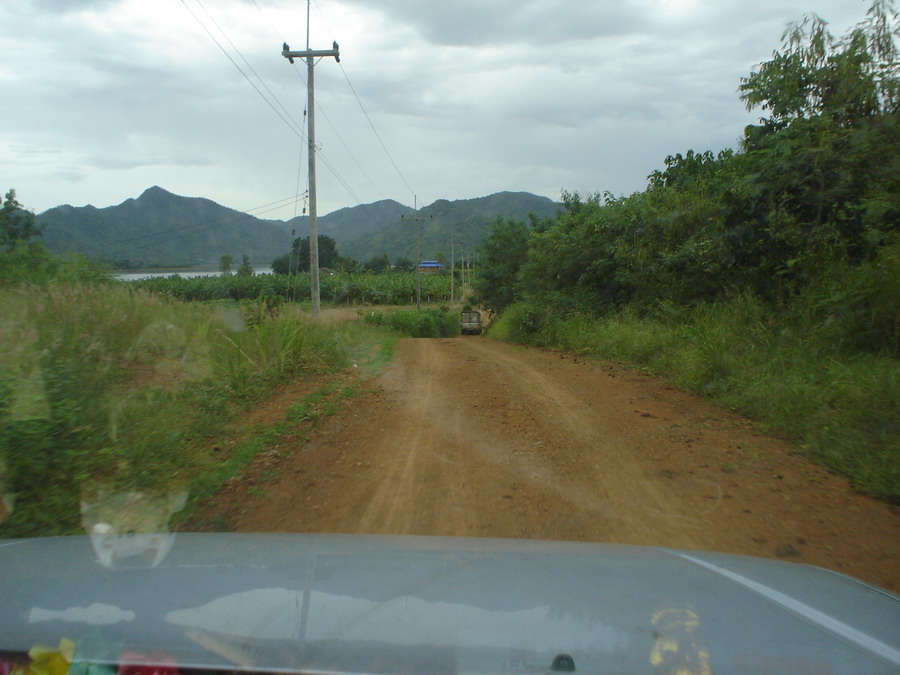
363, 308, 458, 337
0, 282, 349, 538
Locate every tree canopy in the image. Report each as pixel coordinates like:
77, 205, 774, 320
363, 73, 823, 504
0, 189, 42, 252
271, 234, 340, 274
476, 0, 898, 355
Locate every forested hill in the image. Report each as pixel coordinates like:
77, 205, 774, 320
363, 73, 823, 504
38, 187, 557, 268
339, 191, 559, 262
282, 199, 415, 244
40, 187, 289, 269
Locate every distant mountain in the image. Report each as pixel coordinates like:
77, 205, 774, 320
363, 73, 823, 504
40, 186, 291, 268
38, 187, 559, 268
281, 199, 415, 245
339, 192, 559, 262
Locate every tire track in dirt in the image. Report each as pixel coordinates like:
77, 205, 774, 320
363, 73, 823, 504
224, 336, 899, 591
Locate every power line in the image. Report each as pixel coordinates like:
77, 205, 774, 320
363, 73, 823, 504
338, 62, 417, 200
179, 0, 303, 138
308, 0, 415, 199
194, 0, 303, 133
181, 0, 367, 208
185, 0, 410, 228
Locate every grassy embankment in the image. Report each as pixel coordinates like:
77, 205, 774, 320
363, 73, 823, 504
488, 295, 899, 502
0, 279, 415, 537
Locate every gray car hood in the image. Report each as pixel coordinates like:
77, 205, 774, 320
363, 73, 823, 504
1, 534, 898, 674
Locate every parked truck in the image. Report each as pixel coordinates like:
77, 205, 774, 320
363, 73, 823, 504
460, 310, 482, 335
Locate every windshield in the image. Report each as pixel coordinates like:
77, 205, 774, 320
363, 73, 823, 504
1, 1, 898, 674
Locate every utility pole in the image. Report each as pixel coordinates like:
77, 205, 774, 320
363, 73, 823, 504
449, 236, 464, 305
282, 40, 340, 316
401, 197, 432, 310
450, 238, 455, 305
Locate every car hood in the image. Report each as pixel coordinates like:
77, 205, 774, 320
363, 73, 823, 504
1, 533, 898, 674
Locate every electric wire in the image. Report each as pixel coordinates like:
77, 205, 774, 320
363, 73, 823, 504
252, 0, 404, 202
311, 0, 417, 200
179, 0, 303, 138
179, 0, 416, 262
243, 0, 383, 199
337, 62, 417, 201
182, 0, 368, 208
194, 0, 304, 133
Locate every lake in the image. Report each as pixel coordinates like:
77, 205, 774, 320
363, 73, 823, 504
115, 267, 272, 281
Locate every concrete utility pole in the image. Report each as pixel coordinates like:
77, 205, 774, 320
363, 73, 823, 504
450, 238, 455, 305
282, 40, 340, 316
401, 197, 432, 310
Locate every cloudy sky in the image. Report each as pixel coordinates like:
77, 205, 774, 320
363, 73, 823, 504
1, 0, 872, 219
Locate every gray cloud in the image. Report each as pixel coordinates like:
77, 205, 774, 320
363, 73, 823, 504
338, 0, 645, 45
0, 0, 876, 217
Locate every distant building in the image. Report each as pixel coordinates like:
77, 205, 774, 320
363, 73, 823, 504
418, 260, 444, 273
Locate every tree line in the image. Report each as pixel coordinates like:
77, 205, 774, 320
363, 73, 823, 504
475, 1, 898, 357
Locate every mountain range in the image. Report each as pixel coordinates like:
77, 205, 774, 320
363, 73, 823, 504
38, 186, 559, 268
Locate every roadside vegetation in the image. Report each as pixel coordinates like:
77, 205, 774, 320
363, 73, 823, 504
131, 268, 452, 305
0, 248, 361, 536
0, 187, 460, 536
362, 307, 459, 337
476, 3, 899, 501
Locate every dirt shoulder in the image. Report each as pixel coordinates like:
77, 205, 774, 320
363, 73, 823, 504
196, 336, 899, 592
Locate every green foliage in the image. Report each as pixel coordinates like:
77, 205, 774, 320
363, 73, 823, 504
495, 3, 898, 353
393, 256, 414, 271
0, 240, 110, 286
363, 308, 458, 338
0, 281, 350, 538
1, 189, 43, 251
472, 217, 531, 313
364, 253, 390, 273
273, 234, 340, 274
131, 270, 451, 305
487, 297, 899, 501
236, 253, 254, 278
219, 254, 232, 274
739, 1, 898, 127
482, 2, 900, 501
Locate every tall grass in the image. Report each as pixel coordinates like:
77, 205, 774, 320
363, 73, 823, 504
362, 307, 459, 337
489, 297, 899, 501
0, 282, 349, 537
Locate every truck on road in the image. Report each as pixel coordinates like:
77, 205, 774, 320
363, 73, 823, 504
460, 310, 482, 335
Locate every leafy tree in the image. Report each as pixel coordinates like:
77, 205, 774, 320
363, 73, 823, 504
735, 0, 900, 288
365, 253, 390, 273
739, 0, 898, 129
502, 0, 898, 355
394, 256, 414, 271
236, 253, 254, 277
1, 189, 42, 252
472, 217, 531, 313
219, 254, 233, 274
272, 234, 340, 274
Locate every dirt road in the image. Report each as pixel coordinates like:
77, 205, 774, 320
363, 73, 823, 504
204, 336, 899, 591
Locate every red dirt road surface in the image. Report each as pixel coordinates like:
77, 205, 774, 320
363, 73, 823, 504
200, 336, 899, 592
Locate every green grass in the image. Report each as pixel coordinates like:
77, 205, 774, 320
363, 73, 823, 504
362, 307, 459, 337
488, 297, 900, 502
0, 282, 354, 537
